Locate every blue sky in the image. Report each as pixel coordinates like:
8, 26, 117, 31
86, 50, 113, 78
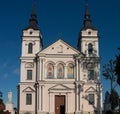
0, 0, 120, 107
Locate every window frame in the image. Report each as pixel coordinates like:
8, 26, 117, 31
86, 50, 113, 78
26, 94, 32, 105
27, 70, 32, 80
57, 63, 64, 79
67, 63, 74, 79
88, 43, 93, 54
88, 70, 94, 80
28, 43, 33, 54
88, 94, 94, 105
47, 63, 54, 79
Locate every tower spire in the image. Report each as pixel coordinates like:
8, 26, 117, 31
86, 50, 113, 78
25, 0, 39, 30
83, 0, 92, 28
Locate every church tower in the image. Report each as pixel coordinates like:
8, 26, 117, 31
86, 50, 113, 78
20, 2, 43, 82
77, 1, 102, 114
21, 2, 42, 58
78, 1, 99, 57
19, 1, 43, 114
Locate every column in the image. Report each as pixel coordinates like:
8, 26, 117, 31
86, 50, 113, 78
38, 85, 41, 112
75, 84, 79, 113
37, 84, 40, 110
39, 58, 41, 80
49, 93, 54, 113
54, 65, 57, 78
37, 58, 40, 81
42, 58, 45, 80
79, 85, 83, 113
76, 59, 79, 81
34, 82, 39, 114
66, 93, 69, 113
78, 85, 80, 111
41, 59, 43, 80
65, 66, 67, 79
78, 60, 80, 81
41, 85, 44, 111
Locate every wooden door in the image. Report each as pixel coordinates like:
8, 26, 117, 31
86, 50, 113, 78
55, 95, 65, 114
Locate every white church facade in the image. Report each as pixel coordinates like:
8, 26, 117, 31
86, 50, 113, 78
18, 1, 102, 114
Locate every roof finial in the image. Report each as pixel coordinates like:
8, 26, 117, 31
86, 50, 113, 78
32, 0, 37, 16
86, 0, 88, 7
25, 0, 39, 30
83, 0, 92, 28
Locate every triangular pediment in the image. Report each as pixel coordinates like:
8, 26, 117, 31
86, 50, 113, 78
48, 84, 71, 91
85, 87, 96, 93
38, 39, 81, 55
23, 87, 35, 92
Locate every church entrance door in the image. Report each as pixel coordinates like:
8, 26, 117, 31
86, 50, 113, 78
55, 95, 65, 114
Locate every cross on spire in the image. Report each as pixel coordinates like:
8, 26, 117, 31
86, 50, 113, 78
32, 0, 37, 16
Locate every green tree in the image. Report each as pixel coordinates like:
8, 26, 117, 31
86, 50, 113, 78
110, 89, 119, 110
102, 59, 117, 91
103, 59, 119, 111
0, 110, 3, 114
0, 99, 5, 114
115, 54, 120, 85
0, 91, 5, 114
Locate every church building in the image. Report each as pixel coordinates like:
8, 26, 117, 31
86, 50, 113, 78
18, 1, 102, 114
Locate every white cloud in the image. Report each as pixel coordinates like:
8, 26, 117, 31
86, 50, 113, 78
0, 62, 8, 69
13, 68, 19, 75
3, 73, 9, 79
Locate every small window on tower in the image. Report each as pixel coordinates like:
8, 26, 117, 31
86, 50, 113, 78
88, 94, 94, 105
29, 31, 33, 35
26, 94, 32, 105
88, 31, 91, 35
88, 43, 93, 54
28, 43, 33, 54
27, 70, 32, 80
88, 70, 94, 80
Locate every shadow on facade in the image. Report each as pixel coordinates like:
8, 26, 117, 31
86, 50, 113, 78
24, 112, 30, 114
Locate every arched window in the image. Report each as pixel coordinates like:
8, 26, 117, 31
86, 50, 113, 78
67, 63, 74, 78
88, 70, 94, 80
47, 63, 54, 78
28, 43, 33, 54
88, 43, 93, 54
57, 63, 64, 78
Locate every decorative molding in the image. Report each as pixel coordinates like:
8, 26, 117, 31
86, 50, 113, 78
22, 86, 35, 93
48, 84, 72, 93
85, 86, 96, 93
25, 62, 34, 68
